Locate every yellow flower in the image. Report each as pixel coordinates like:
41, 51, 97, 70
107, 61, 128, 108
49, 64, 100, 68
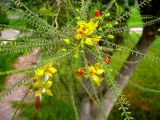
76, 20, 98, 39
77, 20, 86, 26
84, 36, 102, 46
34, 64, 57, 79
85, 37, 93, 46
76, 21, 87, 39
95, 62, 104, 75
33, 63, 57, 96
92, 36, 102, 42
80, 38, 85, 47
92, 75, 103, 86
88, 62, 104, 76
87, 20, 98, 34
75, 20, 100, 47
88, 62, 104, 86
43, 80, 53, 96
88, 65, 97, 75
77, 63, 104, 86
43, 64, 57, 76
34, 68, 44, 79
34, 80, 53, 96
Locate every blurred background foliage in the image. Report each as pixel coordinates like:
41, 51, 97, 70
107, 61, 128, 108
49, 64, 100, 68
0, 6, 9, 25
0, 0, 160, 120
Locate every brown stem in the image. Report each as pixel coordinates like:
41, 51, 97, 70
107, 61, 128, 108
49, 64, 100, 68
34, 96, 41, 120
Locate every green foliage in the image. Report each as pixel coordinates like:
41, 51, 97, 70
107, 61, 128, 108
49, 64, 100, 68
0, 0, 160, 120
0, 53, 21, 91
0, 6, 9, 25
108, 33, 160, 120
20, 96, 75, 120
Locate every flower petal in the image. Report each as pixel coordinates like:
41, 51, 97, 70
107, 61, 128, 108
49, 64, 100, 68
46, 72, 53, 77
85, 37, 93, 46
96, 69, 104, 75
35, 90, 42, 96
49, 67, 57, 73
35, 69, 44, 76
89, 65, 96, 75
92, 75, 103, 86
45, 80, 52, 88
45, 89, 53, 96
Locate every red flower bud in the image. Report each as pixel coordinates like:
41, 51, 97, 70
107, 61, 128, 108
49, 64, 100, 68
103, 57, 110, 64
95, 11, 101, 17
76, 68, 84, 76
35, 96, 41, 109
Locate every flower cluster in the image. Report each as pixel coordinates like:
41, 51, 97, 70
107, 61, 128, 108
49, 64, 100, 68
32, 63, 57, 96
76, 62, 104, 86
75, 20, 102, 46
88, 62, 104, 86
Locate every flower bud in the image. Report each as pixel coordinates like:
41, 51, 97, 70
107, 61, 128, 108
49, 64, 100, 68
105, 13, 110, 17
64, 39, 70, 44
107, 35, 114, 39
